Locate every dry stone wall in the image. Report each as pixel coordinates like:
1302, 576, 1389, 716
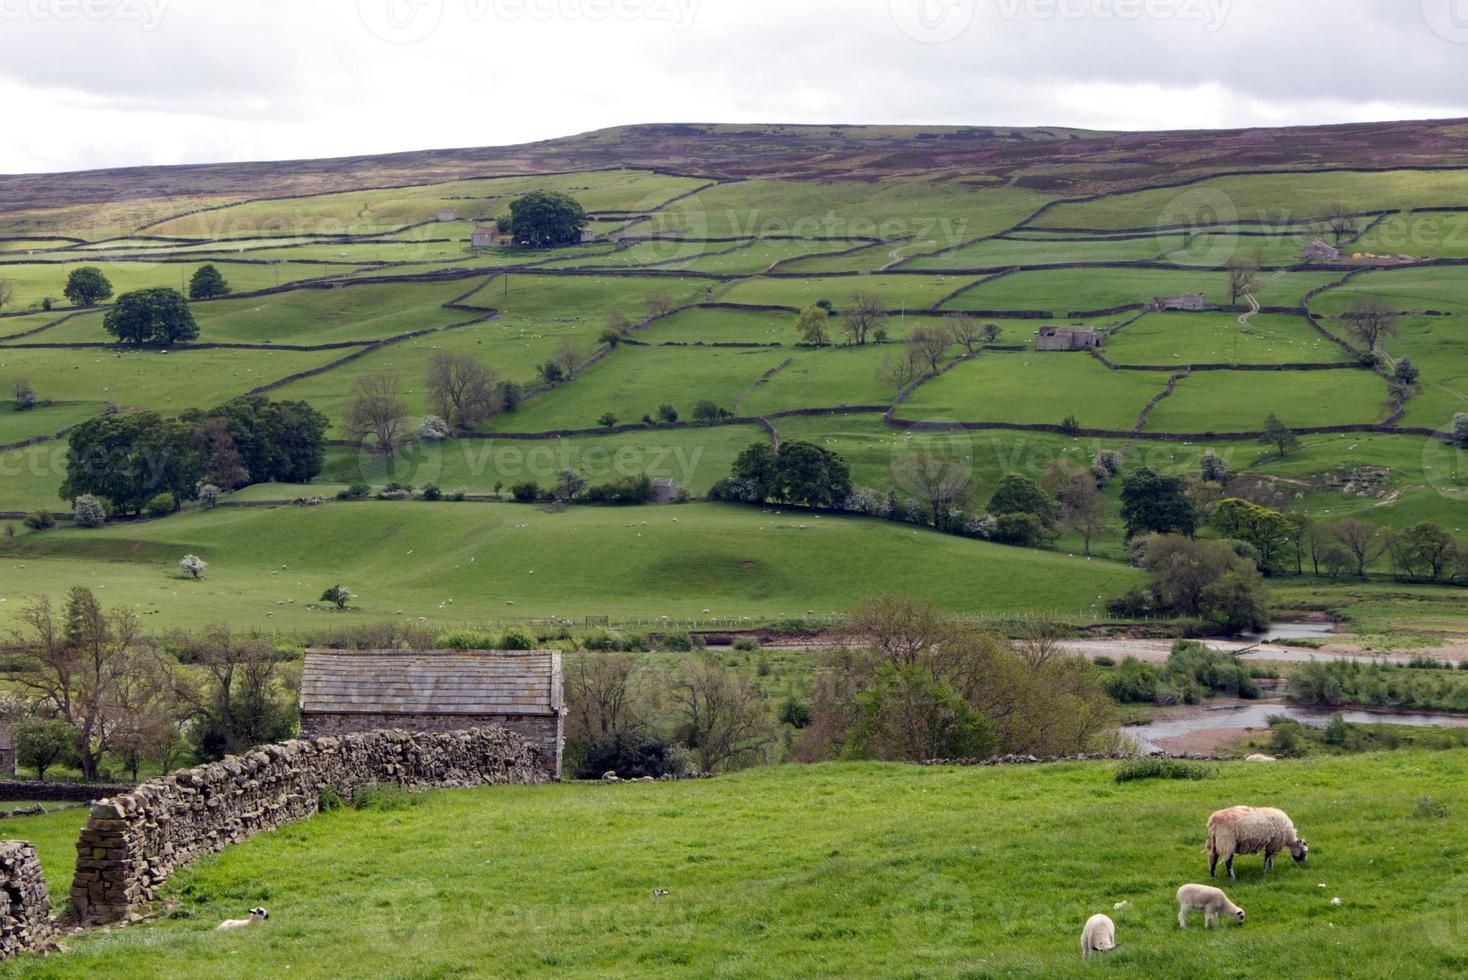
0, 842, 51, 959
70, 726, 547, 924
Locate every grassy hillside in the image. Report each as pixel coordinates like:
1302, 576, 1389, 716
4, 752, 1467, 977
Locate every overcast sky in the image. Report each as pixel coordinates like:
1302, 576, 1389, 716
4, 0, 1468, 174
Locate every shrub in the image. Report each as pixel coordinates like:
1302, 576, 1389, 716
14, 380, 36, 411
656, 403, 678, 423
576, 732, 685, 780
73, 494, 107, 528
24, 511, 55, 531
1114, 758, 1216, 783
1454, 412, 1468, 447
198, 484, 221, 508
511, 481, 541, 503
580, 630, 624, 652
179, 554, 208, 579
1093, 655, 1116, 667
1199, 450, 1230, 483
598, 412, 619, 428
321, 585, 356, 609
692, 399, 732, 421
500, 628, 535, 651
1413, 796, 1450, 819
337, 482, 371, 500
585, 475, 653, 504
1323, 712, 1349, 746
732, 637, 759, 652
779, 697, 811, 728
353, 783, 424, 811
420, 483, 442, 501
144, 492, 177, 517
1102, 657, 1160, 703
419, 415, 451, 441
376, 481, 413, 501
317, 786, 344, 812
449, 486, 468, 501
658, 630, 694, 651
437, 630, 498, 650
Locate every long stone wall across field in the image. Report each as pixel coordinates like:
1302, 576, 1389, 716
69, 726, 548, 925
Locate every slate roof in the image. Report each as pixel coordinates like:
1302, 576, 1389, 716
300, 649, 562, 717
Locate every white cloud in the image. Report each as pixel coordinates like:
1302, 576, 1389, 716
1, 0, 1465, 173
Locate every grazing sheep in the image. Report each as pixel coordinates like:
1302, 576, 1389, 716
1080, 913, 1117, 960
1206, 805, 1308, 880
217, 907, 269, 930
1244, 754, 1277, 762
1177, 884, 1244, 928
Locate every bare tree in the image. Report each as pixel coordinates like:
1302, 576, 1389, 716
840, 290, 887, 345
109, 647, 177, 782
606, 311, 633, 336
876, 349, 922, 397
979, 321, 1002, 344
11, 588, 162, 781
668, 658, 776, 772
343, 373, 410, 455
564, 652, 645, 745
894, 450, 972, 528
906, 324, 953, 373
173, 627, 294, 759
948, 315, 985, 354
840, 594, 951, 668
1043, 459, 1108, 556
0, 278, 14, 312
1319, 201, 1360, 245
1330, 518, 1383, 577
1342, 297, 1399, 352
552, 338, 583, 378
427, 352, 500, 426
1226, 256, 1259, 304
644, 292, 677, 318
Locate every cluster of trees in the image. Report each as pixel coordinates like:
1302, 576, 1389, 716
7, 588, 295, 781
794, 596, 1117, 762
103, 287, 199, 345
712, 440, 853, 508
505, 191, 588, 248
874, 315, 1002, 395
1100, 640, 1261, 706
509, 471, 659, 505
60, 395, 327, 516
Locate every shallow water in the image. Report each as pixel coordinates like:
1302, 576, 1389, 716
1240, 621, 1337, 643
1130, 700, 1468, 753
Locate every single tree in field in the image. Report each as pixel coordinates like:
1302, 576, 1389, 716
554, 468, 588, 502
507, 190, 587, 248
1329, 517, 1383, 577
426, 351, 500, 426
948, 315, 986, 354
179, 554, 207, 579
102, 287, 198, 344
552, 338, 583, 379
980, 321, 1002, 344
876, 349, 922, 397
1043, 458, 1108, 556
1257, 413, 1300, 457
894, 450, 972, 528
1226, 256, 1259, 304
172, 627, 295, 760
63, 266, 113, 307
906, 323, 953, 373
343, 373, 410, 455
1319, 201, 1359, 245
14, 379, 37, 411
11, 587, 165, 781
0, 278, 14, 311
644, 292, 677, 318
1342, 296, 1399, 352
188, 264, 231, 300
606, 311, 633, 336
795, 305, 831, 346
321, 585, 355, 609
13, 717, 77, 781
840, 290, 887, 345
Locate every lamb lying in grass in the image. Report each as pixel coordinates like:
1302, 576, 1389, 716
1206, 805, 1308, 880
1177, 884, 1244, 928
1080, 913, 1117, 960
217, 907, 269, 930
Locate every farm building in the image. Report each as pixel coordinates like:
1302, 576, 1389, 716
0, 725, 12, 776
1150, 293, 1208, 312
1301, 239, 1341, 262
580, 228, 598, 243
299, 649, 564, 778
651, 477, 678, 502
1035, 326, 1102, 351
471, 226, 512, 247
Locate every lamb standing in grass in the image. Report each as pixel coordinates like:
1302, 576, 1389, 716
217, 907, 269, 930
1206, 805, 1308, 880
1080, 913, 1117, 960
1177, 884, 1244, 928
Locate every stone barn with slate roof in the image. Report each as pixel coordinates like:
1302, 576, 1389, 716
299, 649, 564, 778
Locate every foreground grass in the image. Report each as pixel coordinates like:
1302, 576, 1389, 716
5, 753, 1468, 977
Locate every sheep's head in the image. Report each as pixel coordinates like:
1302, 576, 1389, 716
250, 907, 269, 920
1233, 906, 1246, 924
1290, 839, 1309, 863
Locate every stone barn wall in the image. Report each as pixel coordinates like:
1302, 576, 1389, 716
70, 726, 547, 924
299, 713, 561, 778
0, 842, 51, 959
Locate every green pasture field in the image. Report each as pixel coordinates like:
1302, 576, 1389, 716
318, 425, 764, 498
32, 279, 483, 346
941, 269, 1341, 314
1353, 212, 1468, 259
7, 753, 1468, 977
634, 307, 792, 344
896, 351, 1168, 429
736, 344, 939, 416
0, 260, 368, 310
0, 501, 1143, 630
0, 443, 70, 511
903, 233, 1190, 269
771, 241, 904, 274
481, 346, 793, 433
1102, 312, 1352, 365
0, 239, 81, 255
1145, 369, 1391, 433
0, 312, 70, 340
1031, 168, 1468, 230
489, 273, 710, 320
146, 170, 710, 238
650, 179, 1049, 242
1309, 268, 1468, 315
717, 274, 973, 310
0, 400, 99, 447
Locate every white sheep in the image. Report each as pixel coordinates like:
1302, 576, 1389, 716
1206, 805, 1308, 880
1080, 913, 1117, 960
217, 907, 269, 930
1176, 884, 1244, 928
